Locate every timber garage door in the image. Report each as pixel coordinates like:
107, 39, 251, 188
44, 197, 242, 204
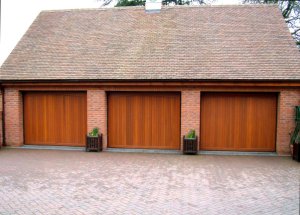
24, 92, 87, 146
108, 92, 180, 149
200, 93, 277, 151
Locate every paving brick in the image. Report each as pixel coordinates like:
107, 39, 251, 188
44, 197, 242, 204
0, 149, 299, 214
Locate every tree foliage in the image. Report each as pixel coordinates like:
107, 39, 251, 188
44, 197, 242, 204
242, 0, 300, 47
115, 0, 214, 7
161, 0, 210, 5
116, 0, 145, 6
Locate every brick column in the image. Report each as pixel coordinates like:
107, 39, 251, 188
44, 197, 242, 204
87, 90, 107, 149
181, 90, 200, 151
4, 89, 23, 146
277, 90, 300, 155
0, 90, 2, 147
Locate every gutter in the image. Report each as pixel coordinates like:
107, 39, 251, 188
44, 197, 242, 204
1, 78, 300, 83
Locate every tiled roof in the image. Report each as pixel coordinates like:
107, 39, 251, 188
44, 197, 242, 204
1, 5, 300, 81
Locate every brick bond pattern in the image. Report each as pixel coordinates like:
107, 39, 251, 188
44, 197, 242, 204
0, 91, 2, 147
87, 90, 107, 148
0, 149, 299, 215
181, 90, 200, 149
4, 89, 23, 146
3, 88, 300, 154
277, 90, 300, 154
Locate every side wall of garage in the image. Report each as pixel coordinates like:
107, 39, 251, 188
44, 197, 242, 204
0, 90, 3, 147
3, 87, 300, 155
277, 90, 300, 154
4, 89, 23, 146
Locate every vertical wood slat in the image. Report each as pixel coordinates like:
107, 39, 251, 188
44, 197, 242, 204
24, 92, 87, 146
200, 93, 277, 152
108, 92, 181, 150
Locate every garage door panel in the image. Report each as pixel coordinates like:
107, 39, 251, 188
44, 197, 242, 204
24, 92, 87, 146
108, 92, 180, 149
200, 93, 277, 151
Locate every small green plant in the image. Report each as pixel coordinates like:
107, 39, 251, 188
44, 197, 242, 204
296, 133, 300, 144
88, 127, 99, 137
186, 129, 196, 139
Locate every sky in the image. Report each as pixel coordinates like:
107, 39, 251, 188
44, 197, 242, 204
0, 0, 240, 66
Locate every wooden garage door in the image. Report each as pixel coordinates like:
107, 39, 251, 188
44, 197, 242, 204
108, 92, 180, 149
200, 93, 277, 151
24, 92, 87, 146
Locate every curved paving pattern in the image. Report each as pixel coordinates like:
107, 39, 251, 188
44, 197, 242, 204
0, 149, 299, 215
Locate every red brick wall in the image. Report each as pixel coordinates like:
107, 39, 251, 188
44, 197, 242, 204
0, 90, 2, 111
3, 86, 300, 155
277, 89, 300, 155
4, 89, 23, 146
87, 90, 107, 149
181, 90, 200, 149
0, 90, 2, 147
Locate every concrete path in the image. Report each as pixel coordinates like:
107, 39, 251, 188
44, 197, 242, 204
0, 149, 299, 215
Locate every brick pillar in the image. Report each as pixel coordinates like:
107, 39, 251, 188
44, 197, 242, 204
0, 90, 2, 147
181, 90, 200, 151
277, 90, 300, 155
4, 89, 23, 146
87, 90, 107, 150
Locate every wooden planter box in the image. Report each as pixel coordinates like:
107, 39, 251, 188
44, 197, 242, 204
292, 143, 300, 162
183, 136, 198, 155
86, 134, 103, 152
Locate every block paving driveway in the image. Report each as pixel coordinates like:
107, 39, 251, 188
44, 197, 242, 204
0, 149, 299, 215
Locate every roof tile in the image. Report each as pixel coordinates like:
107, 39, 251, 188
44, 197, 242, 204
1, 5, 300, 81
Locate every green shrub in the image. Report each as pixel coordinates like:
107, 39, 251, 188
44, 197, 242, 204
88, 127, 99, 137
186, 129, 196, 139
296, 133, 300, 144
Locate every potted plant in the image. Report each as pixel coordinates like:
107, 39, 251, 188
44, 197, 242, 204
86, 127, 103, 152
183, 129, 198, 155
